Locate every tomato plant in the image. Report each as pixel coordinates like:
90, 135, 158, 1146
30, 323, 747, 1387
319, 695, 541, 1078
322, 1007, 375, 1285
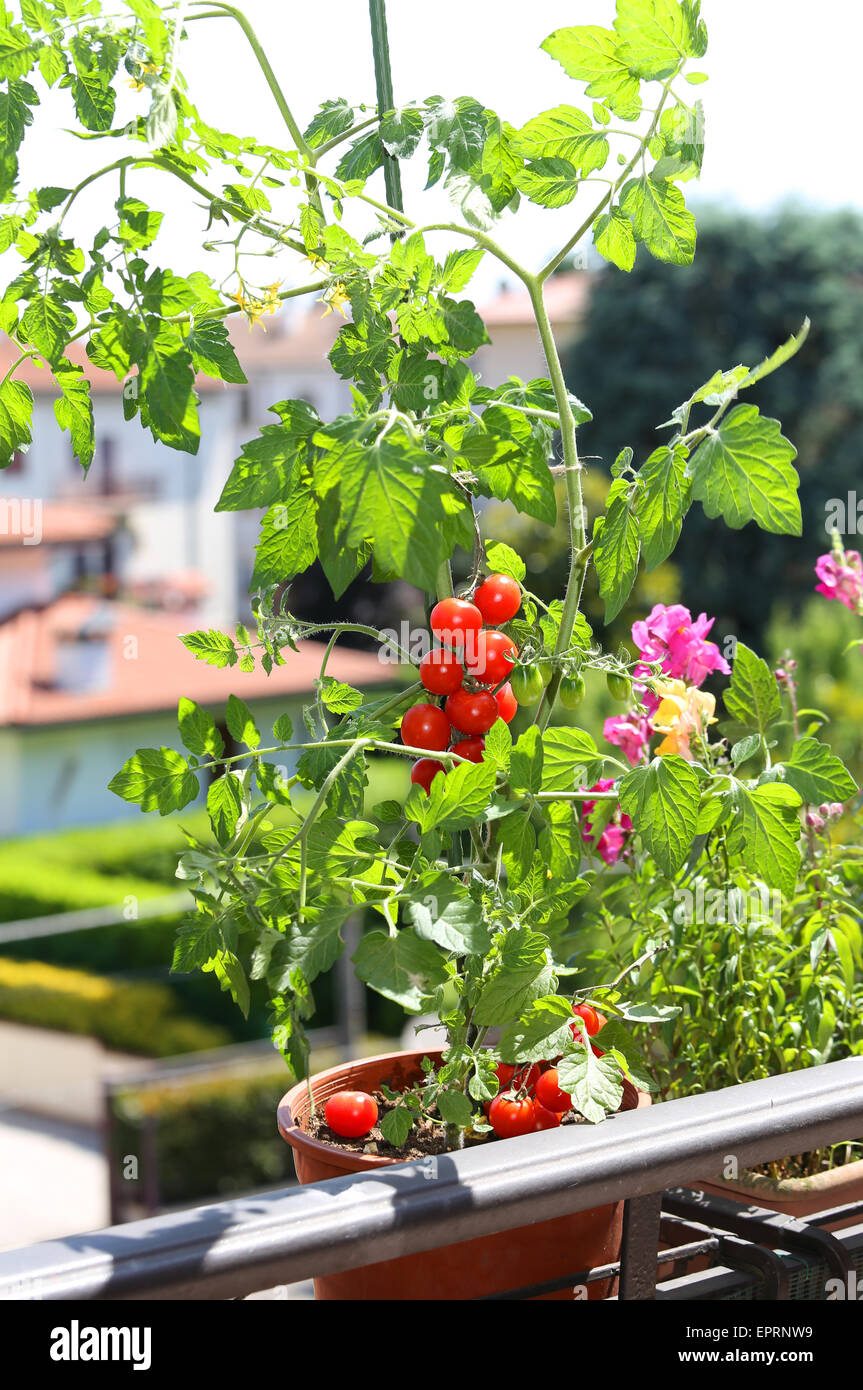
7, 0, 840, 1153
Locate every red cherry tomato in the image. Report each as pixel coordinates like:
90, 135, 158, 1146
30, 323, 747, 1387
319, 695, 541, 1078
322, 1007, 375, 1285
410, 758, 446, 793
488, 1094, 536, 1139
495, 682, 518, 723
451, 736, 485, 763
571, 1002, 602, 1036
419, 648, 464, 697
496, 1062, 540, 1094
474, 573, 522, 626
532, 1100, 562, 1130
535, 1067, 574, 1114
324, 1090, 378, 1139
445, 688, 499, 736
465, 630, 518, 686
429, 597, 483, 651
401, 702, 451, 752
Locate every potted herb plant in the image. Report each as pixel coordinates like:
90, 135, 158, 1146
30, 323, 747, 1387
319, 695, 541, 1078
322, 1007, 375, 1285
2, 0, 854, 1297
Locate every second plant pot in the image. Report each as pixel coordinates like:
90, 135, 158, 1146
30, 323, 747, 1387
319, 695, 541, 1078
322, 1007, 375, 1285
278, 1046, 650, 1301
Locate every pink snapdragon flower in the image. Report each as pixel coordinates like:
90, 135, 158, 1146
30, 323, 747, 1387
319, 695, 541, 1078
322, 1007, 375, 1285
631, 603, 730, 688
581, 778, 632, 866
603, 711, 651, 766
814, 549, 863, 612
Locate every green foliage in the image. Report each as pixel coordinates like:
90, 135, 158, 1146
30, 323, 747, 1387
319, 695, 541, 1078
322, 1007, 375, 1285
3, 0, 839, 1144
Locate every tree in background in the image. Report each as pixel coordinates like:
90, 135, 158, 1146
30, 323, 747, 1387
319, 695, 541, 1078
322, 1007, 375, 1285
564, 207, 863, 649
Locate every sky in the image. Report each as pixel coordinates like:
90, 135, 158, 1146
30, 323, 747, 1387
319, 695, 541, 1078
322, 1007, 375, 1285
14, 0, 863, 306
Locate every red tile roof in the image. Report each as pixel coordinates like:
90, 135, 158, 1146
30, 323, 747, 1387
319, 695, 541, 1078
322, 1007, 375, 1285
0, 594, 392, 728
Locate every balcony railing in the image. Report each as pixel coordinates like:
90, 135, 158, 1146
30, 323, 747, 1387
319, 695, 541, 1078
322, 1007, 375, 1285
1, 1056, 862, 1301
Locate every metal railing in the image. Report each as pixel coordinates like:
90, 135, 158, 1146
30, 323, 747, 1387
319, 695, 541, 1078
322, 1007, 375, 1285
1, 1056, 862, 1301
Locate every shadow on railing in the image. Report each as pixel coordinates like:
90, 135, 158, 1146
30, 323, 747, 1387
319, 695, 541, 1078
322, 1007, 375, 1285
1, 1057, 862, 1302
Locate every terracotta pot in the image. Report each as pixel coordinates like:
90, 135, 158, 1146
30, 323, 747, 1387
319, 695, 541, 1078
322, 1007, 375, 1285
278, 1047, 650, 1301
693, 1156, 863, 1230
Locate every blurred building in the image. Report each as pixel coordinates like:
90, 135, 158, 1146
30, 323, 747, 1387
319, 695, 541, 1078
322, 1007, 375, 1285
0, 274, 587, 834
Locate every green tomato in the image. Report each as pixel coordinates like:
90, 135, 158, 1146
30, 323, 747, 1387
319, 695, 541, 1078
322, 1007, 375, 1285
606, 672, 632, 703
537, 657, 553, 688
510, 665, 546, 705
559, 673, 586, 709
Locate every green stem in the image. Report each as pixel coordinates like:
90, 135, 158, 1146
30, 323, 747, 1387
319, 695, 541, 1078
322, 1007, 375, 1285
527, 280, 588, 731
188, 2, 311, 157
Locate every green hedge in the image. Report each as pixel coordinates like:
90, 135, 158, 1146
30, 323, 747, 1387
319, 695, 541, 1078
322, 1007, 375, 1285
0, 958, 230, 1056
110, 1066, 303, 1207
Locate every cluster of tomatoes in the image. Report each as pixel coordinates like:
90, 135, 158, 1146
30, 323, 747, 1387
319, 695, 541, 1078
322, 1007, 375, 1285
404, 574, 523, 792
487, 1003, 607, 1138
322, 1004, 608, 1142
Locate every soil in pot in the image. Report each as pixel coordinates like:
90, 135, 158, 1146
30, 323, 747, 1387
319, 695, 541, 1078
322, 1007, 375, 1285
278, 1047, 651, 1301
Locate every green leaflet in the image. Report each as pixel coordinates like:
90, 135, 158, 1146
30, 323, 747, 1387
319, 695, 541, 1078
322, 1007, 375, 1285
406, 759, 497, 834
594, 209, 637, 271
783, 738, 857, 806
352, 928, 449, 1012
187, 318, 247, 385
637, 443, 691, 569
619, 175, 696, 265
541, 26, 642, 120
324, 434, 465, 592
726, 780, 802, 897
557, 1045, 624, 1123
216, 403, 319, 511
619, 755, 700, 876
403, 873, 491, 956
225, 694, 260, 748
131, 321, 200, 453
688, 405, 801, 534
474, 959, 555, 1028
513, 156, 580, 209
723, 643, 780, 734
593, 480, 640, 621
250, 487, 318, 588
19, 293, 75, 366
207, 773, 244, 846
541, 726, 604, 790
53, 365, 94, 472
180, 630, 238, 668
108, 747, 199, 815
178, 697, 224, 759
0, 376, 33, 465
498, 996, 574, 1064
614, 0, 693, 80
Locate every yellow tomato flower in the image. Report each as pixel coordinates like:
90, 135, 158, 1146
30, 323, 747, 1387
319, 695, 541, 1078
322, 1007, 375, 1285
319, 282, 350, 318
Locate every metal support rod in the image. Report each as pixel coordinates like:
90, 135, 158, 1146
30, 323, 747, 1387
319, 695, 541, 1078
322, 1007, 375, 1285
2, 1057, 862, 1301
619, 1192, 663, 1300
368, 0, 404, 216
